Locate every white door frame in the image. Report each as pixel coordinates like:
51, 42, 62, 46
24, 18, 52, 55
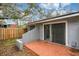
43, 20, 68, 46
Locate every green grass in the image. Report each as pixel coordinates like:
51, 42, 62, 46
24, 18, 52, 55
0, 39, 16, 46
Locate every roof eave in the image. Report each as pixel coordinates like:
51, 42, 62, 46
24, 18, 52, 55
28, 12, 79, 25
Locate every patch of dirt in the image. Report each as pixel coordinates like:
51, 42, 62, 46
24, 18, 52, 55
0, 44, 37, 56
0, 39, 37, 56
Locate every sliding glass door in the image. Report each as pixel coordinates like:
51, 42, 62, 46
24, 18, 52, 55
44, 23, 65, 45
52, 23, 65, 45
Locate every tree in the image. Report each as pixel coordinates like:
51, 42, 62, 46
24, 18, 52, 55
23, 3, 73, 21
24, 3, 46, 20
1, 3, 22, 19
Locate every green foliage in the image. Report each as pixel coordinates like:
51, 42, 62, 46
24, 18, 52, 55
24, 3, 45, 20
11, 15, 20, 19
1, 4, 22, 19
0, 39, 16, 46
0, 16, 3, 19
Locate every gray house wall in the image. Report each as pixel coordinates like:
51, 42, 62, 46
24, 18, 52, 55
67, 19, 79, 49
39, 24, 44, 40
37, 18, 79, 49
23, 14, 79, 49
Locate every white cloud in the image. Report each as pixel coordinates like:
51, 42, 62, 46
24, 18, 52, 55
40, 3, 54, 9
53, 3, 59, 8
53, 3, 70, 7
53, 3, 71, 10
61, 3, 71, 7
41, 3, 71, 10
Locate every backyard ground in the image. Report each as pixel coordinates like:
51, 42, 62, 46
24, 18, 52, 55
0, 39, 37, 56
1, 39, 79, 56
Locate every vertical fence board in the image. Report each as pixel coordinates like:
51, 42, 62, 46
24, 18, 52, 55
0, 28, 24, 40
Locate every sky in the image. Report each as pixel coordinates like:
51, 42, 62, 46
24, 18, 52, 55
17, 3, 79, 12
17, 3, 79, 20
16, 3, 28, 11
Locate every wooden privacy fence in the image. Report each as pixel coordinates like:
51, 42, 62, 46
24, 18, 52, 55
0, 28, 24, 40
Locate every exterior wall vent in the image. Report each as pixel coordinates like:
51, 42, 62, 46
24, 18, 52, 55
71, 41, 77, 48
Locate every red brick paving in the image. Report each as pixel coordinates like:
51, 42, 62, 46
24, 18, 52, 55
25, 40, 79, 56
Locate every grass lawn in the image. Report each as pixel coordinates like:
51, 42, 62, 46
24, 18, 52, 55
0, 39, 37, 56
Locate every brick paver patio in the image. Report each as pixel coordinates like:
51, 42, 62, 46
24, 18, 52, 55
25, 40, 79, 56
